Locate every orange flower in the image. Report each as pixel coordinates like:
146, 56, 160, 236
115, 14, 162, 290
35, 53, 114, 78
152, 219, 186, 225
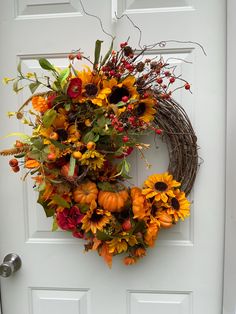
134, 247, 146, 258
123, 256, 136, 266
131, 187, 150, 220
144, 220, 159, 247
24, 159, 40, 169
100, 243, 113, 268
32, 96, 48, 113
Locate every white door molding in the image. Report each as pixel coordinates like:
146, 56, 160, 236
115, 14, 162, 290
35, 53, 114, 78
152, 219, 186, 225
224, 1, 236, 313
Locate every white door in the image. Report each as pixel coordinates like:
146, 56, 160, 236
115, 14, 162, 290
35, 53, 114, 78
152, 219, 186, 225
0, 1, 226, 314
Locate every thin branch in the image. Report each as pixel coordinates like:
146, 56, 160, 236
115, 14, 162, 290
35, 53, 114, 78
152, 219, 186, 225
78, 0, 115, 40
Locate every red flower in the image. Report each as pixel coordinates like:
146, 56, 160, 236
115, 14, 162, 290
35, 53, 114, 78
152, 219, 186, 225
67, 78, 82, 98
72, 230, 84, 239
57, 206, 84, 231
47, 93, 57, 108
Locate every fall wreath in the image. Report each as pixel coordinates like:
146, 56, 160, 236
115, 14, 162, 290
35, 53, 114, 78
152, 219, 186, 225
1, 40, 198, 267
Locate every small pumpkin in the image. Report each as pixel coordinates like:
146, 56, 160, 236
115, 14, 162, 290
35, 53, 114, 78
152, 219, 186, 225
73, 181, 98, 204
98, 188, 129, 212
157, 211, 173, 229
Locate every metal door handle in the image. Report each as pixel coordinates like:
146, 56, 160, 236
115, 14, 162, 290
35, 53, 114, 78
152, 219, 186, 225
0, 254, 22, 278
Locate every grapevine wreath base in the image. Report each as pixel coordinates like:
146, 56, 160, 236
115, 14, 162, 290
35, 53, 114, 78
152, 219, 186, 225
1, 40, 198, 267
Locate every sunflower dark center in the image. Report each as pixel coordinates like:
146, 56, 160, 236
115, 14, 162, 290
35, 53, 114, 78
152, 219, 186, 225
85, 83, 98, 96
91, 212, 102, 222
151, 205, 158, 216
135, 102, 146, 116
154, 181, 168, 192
171, 198, 180, 210
57, 129, 68, 141
109, 87, 130, 104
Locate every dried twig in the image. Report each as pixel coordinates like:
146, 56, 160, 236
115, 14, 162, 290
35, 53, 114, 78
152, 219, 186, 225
155, 98, 199, 195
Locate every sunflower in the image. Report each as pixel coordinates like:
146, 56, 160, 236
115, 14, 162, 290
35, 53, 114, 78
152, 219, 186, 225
81, 201, 111, 234
133, 97, 157, 122
165, 189, 190, 222
80, 150, 105, 170
75, 68, 110, 107
142, 172, 181, 203
108, 234, 137, 254
103, 76, 139, 105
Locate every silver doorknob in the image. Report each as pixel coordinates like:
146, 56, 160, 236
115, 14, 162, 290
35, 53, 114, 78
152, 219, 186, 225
0, 254, 22, 278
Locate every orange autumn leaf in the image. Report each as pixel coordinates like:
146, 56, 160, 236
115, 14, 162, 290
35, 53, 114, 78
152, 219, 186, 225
42, 183, 54, 201
25, 159, 40, 169
100, 243, 113, 268
31, 175, 43, 184
92, 238, 102, 250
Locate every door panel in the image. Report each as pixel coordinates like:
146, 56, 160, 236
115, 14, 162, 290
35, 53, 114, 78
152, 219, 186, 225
0, 1, 225, 314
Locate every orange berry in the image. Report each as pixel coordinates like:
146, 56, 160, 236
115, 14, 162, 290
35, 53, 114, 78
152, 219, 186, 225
47, 153, 57, 161
85, 119, 92, 127
87, 141, 96, 150
49, 132, 59, 141
15, 140, 24, 148
73, 151, 82, 159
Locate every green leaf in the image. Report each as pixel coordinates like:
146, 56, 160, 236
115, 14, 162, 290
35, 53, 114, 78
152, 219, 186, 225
96, 230, 112, 241
132, 220, 146, 234
101, 39, 114, 66
13, 80, 23, 93
42, 108, 57, 128
38, 58, 56, 72
78, 203, 89, 213
94, 40, 103, 69
52, 216, 58, 232
17, 61, 22, 75
68, 155, 76, 177
93, 134, 100, 142
29, 82, 41, 94
97, 182, 114, 192
52, 195, 70, 208
124, 159, 130, 173
31, 138, 44, 150
5, 132, 30, 140
38, 181, 46, 192
37, 195, 55, 217
14, 153, 26, 158
97, 115, 106, 127
49, 139, 68, 150
82, 131, 95, 144
58, 68, 70, 83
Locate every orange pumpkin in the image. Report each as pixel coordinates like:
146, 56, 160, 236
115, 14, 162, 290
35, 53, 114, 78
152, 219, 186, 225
98, 189, 129, 212
157, 211, 173, 229
73, 181, 98, 204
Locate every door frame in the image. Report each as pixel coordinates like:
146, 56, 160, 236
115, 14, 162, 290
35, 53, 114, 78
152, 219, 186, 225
223, 1, 236, 314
